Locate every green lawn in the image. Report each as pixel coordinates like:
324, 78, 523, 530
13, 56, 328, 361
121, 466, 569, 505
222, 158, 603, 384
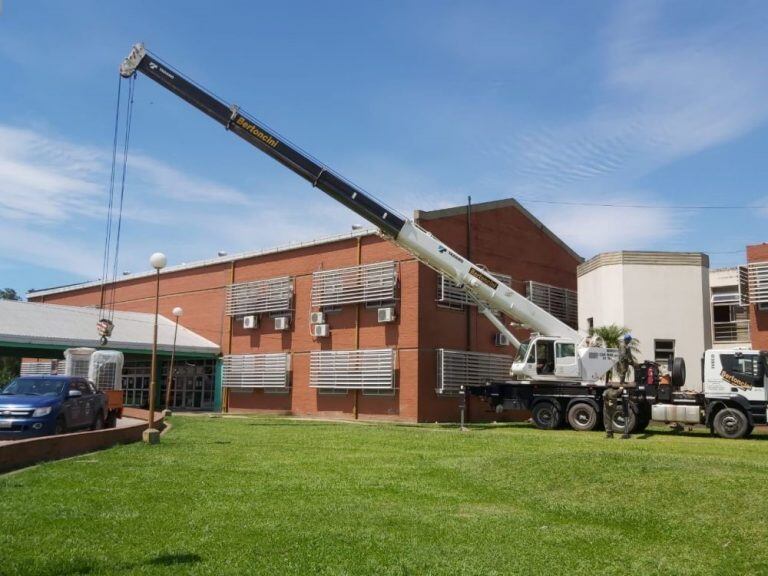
1, 416, 767, 576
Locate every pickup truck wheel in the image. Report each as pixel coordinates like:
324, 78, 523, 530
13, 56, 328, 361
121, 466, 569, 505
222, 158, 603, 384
105, 412, 118, 429
54, 416, 67, 435
567, 403, 598, 431
713, 408, 749, 439
91, 411, 105, 431
532, 402, 561, 430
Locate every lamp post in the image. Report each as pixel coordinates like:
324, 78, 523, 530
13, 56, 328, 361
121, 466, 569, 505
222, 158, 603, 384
164, 306, 183, 410
143, 251, 166, 445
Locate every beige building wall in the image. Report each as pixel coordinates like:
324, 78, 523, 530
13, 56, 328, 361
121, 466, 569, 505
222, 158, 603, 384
578, 252, 712, 390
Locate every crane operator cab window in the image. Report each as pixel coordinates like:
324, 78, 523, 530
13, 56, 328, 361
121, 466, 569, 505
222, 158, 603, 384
535, 340, 555, 375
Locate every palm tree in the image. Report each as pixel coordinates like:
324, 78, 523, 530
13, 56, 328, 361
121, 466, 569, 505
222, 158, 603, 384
589, 324, 640, 383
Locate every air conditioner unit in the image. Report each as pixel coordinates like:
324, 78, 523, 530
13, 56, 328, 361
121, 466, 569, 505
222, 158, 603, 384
494, 333, 511, 347
312, 323, 330, 338
242, 315, 258, 329
274, 316, 290, 331
377, 307, 396, 323
310, 311, 326, 325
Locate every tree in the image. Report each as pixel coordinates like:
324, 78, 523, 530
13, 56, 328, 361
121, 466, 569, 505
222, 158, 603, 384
0, 287, 21, 387
589, 324, 640, 383
0, 288, 20, 301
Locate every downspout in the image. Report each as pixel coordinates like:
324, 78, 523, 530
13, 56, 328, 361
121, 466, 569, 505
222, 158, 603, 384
223, 260, 236, 413
353, 235, 362, 420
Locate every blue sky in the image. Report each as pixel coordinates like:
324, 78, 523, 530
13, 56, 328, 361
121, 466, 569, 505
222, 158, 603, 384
1, 0, 767, 296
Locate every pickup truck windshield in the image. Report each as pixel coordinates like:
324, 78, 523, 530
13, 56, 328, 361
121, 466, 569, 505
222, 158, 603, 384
1, 378, 66, 397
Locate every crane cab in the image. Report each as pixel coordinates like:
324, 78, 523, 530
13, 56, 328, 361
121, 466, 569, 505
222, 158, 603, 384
511, 336, 580, 380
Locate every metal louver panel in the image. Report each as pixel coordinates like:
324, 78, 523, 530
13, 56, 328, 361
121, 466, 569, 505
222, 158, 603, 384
747, 262, 768, 304
311, 261, 397, 307
309, 349, 395, 389
222, 353, 291, 388
436, 349, 513, 395
226, 276, 293, 316
437, 271, 512, 307
525, 281, 578, 328
20, 361, 58, 376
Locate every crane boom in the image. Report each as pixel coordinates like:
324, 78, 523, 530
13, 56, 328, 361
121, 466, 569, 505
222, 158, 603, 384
119, 44, 580, 343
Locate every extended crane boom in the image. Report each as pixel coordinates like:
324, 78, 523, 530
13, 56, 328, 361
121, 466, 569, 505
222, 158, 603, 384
119, 44, 616, 382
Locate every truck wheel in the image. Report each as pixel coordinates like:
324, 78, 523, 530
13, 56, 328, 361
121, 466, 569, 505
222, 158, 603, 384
54, 416, 67, 435
713, 408, 749, 439
532, 402, 561, 430
611, 408, 637, 434
105, 412, 118, 429
91, 411, 105, 431
567, 403, 598, 431
671, 357, 686, 388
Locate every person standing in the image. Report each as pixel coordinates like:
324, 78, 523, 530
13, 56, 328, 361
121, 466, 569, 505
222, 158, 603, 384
603, 383, 624, 438
617, 334, 637, 385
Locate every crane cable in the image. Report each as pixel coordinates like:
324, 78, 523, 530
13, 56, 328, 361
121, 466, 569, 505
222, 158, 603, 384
97, 73, 136, 345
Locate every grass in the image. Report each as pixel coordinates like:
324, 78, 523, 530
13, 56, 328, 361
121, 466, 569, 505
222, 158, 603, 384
1, 416, 768, 576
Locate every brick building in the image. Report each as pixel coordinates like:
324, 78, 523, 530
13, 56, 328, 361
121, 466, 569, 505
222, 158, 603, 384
27, 198, 581, 423
746, 243, 768, 350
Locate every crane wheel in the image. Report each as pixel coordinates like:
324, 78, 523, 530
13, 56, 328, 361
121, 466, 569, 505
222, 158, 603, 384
532, 402, 561, 430
567, 403, 598, 431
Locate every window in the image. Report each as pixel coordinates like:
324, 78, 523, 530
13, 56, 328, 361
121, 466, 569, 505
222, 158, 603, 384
226, 276, 293, 316
312, 261, 397, 308
654, 340, 675, 367
73, 380, 93, 395
525, 281, 578, 328
318, 388, 348, 395
556, 342, 575, 358
437, 271, 512, 310
222, 353, 290, 389
435, 349, 514, 395
720, 353, 763, 388
309, 349, 395, 390
362, 388, 396, 397
748, 262, 768, 304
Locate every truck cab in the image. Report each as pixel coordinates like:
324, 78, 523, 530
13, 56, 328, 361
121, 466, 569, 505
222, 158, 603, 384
511, 336, 618, 383
703, 349, 767, 425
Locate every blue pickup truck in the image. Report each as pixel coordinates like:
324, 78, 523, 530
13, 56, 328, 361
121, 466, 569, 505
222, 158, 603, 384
0, 376, 112, 439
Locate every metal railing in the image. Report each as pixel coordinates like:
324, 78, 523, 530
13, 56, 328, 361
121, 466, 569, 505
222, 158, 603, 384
436, 349, 513, 395
309, 348, 395, 389
713, 320, 750, 343
222, 353, 291, 388
225, 276, 293, 316
312, 261, 397, 307
525, 280, 578, 328
437, 271, 512, 308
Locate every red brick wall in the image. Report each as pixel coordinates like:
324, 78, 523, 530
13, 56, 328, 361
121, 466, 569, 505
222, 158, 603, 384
30, 202, 580, 423
747, 244, 768, 349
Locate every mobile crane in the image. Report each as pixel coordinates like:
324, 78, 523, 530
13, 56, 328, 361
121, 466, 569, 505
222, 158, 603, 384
118, 44, 766, 438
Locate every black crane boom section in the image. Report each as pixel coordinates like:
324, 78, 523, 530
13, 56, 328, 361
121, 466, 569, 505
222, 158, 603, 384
131, 51, 406, 237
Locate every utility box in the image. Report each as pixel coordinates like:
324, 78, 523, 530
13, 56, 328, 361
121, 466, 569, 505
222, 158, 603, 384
274, 316, 291, 331
310, 311, 326, 325
312, 324, 330, 338
377, 307, 396, 323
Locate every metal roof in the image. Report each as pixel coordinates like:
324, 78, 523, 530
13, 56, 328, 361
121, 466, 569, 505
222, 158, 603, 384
28, 228, 377, 299
0, 300, 220, 356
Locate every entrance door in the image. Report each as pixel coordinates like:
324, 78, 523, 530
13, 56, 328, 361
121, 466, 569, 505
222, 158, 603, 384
554, 341, 579, 378
162, 360, 215, 411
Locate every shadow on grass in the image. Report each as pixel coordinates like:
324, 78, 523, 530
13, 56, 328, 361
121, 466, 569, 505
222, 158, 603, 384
149, 552, 203, 566
29, 552, 202, 575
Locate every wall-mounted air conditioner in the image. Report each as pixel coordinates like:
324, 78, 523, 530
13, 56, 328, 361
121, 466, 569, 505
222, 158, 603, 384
242, 315, 258, 329
494, 333, 511, 347
377, 307, 396, 323
310, 311, 326, 325
274, 316, 291, 331
312, 323, 330, 338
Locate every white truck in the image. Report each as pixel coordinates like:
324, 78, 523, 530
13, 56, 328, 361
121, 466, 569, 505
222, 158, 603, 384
117, 44, 764, 439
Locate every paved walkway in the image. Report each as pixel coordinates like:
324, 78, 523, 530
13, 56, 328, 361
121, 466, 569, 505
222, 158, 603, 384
0, 417, 143, 446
